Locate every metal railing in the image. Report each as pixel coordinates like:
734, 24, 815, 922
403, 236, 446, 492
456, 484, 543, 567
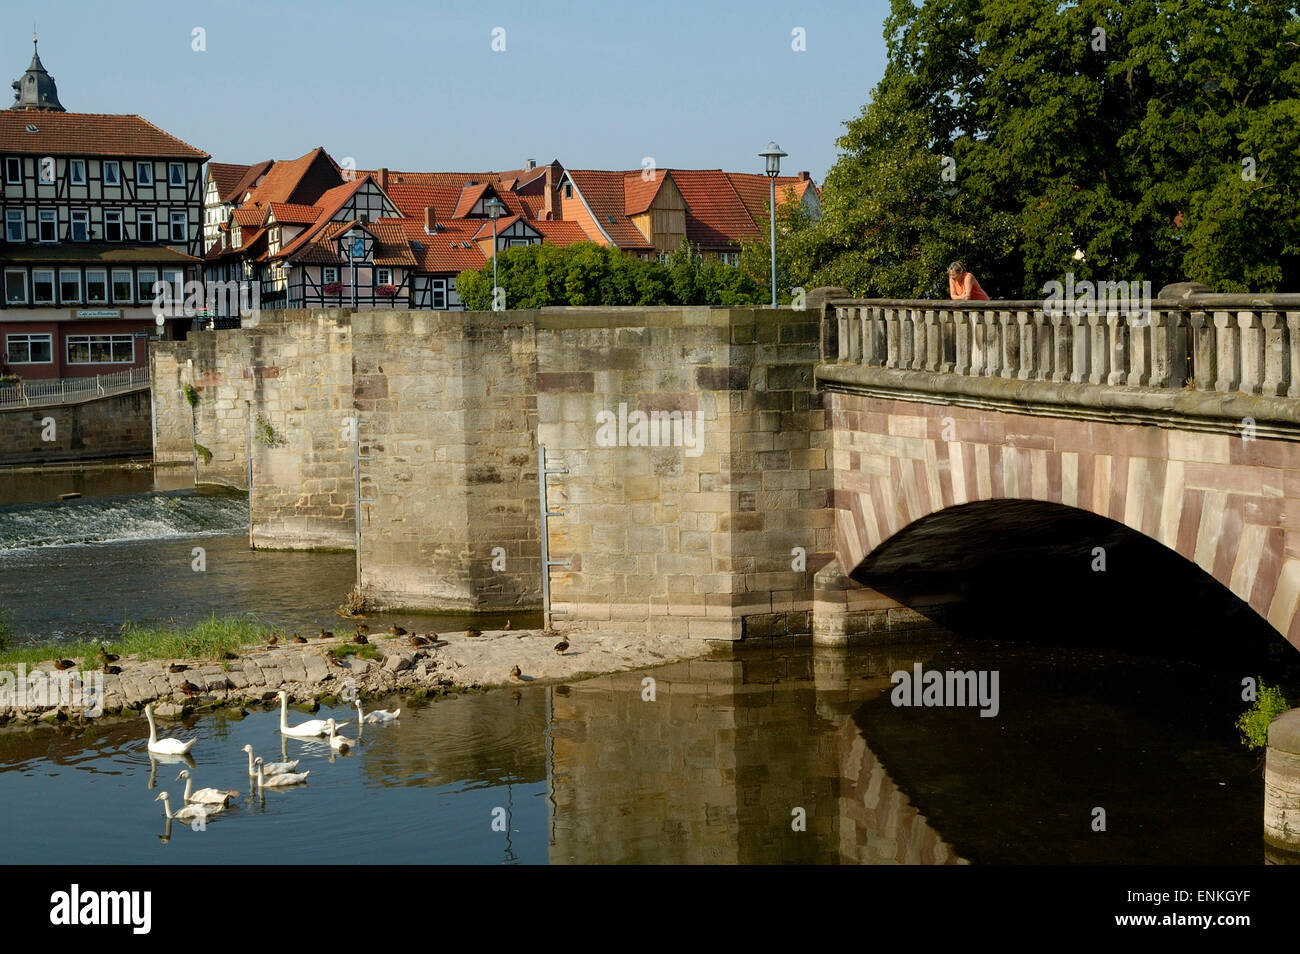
0, 367, 150, 409
824, 294, 1300, 397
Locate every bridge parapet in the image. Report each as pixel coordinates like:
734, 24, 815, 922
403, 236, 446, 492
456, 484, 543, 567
821, 294, 1300, 436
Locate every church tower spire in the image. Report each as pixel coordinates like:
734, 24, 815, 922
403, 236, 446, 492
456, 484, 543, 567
10, 36, 66, 112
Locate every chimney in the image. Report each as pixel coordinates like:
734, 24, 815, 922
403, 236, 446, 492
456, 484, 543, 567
425, 206, 437, 233
798, 170, 810, 181
544, 161, 558, 220
378, 167, 389, 191
526, 158, 537, 171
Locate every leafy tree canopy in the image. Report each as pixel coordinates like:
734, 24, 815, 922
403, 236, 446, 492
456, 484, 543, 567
785, 0, 1300, 297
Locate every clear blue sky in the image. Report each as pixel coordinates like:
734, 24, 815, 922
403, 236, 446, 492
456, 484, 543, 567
12, 0, 891, 182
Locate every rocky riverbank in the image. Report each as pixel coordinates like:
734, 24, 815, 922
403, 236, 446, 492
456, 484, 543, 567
0, 626, 706, 726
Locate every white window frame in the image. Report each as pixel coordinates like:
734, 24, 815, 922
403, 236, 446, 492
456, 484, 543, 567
137, 210, 155, 243
4, 269, 26, 304
5, 209, 24, 243
85, 269, 108, 304
69, 159, 87, 186
135, 162, 154, 187
102, 161, 121, 186
322, 266, 339, 284
3, 157, 20, 185
31, 268, 55, 304
430, 278, 447, 309
111, 269, 133, 303
37, 209, 56, 243
67, 334, 135, 366
59, 269, 82, 304
376, 268, 392, 286
70, 209, 89, 242
136, 268, 158, 304
169, 210, 187, 243
6, 333, 52, 365
160, 268, 184, 303
104, 209, 123, 242
168, 162, 185, 187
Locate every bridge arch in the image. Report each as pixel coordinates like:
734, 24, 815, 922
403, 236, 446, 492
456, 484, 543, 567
823, 393, 1300, 645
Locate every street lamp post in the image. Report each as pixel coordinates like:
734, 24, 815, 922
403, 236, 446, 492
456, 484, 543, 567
485, 196, 506, 311
758, 141, 788, 308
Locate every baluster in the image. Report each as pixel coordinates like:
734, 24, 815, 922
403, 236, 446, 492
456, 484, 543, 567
982, 310, 1000, 377
910, 308, 925, 370
924, 309, 940, 371
969, 310, 986, 376
1015, 310, 1035, 380
1189, 311, 1216, 391
1106, 309, 1128, 386
1238, 310, 1264, 395
999, 310, 1017, 378
884, 308, 901, 369
1049, 311, 1070, 382
1032, 309, 1051, 381
1212, 310, 1240, 392
1147, 310, 1176, 388
954, 308, 972, 376
1287, 313, 1300, 398
938, 309, 956, 373
1069, 310, 1090, 384
836, 306, 850, 361
1262, 311, 1286, 397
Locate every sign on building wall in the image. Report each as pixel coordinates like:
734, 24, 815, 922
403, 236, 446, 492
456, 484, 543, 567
74, 310, 121, 319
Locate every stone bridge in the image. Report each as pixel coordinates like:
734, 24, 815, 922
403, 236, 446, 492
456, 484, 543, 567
150, 289, 1300, 648
814, 291, 1300, 648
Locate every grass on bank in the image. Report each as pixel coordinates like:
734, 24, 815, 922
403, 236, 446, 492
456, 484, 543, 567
0, 614, 275, 667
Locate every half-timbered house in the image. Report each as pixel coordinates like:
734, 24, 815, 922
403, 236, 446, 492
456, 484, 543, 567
0, 41, 208, 378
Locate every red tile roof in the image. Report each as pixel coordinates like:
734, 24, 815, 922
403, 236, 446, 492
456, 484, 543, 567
242, 147, 342, 211
384, 217, 489, 274
231, 207, 263, 228
724, 171, 815, 229
563, 170, 653, 250
276, 176, 374, 259
267, 202, 324, 225
208, 161, 252, 200
623, 170, 666, 216
0, 112, 208, 158
529, 219, 590, 246
667, 169, 759, 249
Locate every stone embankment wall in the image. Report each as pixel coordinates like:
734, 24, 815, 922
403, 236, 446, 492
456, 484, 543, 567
0, 389, 152, 465
151, 305, 832, 634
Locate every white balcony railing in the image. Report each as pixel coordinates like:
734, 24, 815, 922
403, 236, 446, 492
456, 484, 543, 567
0, 367, 150, 409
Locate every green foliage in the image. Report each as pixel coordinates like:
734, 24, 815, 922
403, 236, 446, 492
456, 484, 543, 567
255, 413, 287, 448
786, 0, 1300, 297
1237, 679, 1291, 750
0, 615, 274, 666
329, 643, 380, 660
0, 604, 12, 652
456, 240, 767, 309
183, 384, 200, 407
193, 442, 213, 465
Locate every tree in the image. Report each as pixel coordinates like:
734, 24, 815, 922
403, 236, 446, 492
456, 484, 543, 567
788, 0, 1300, 296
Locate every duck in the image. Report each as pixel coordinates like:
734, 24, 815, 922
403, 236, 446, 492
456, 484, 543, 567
509, 665, 524, 684
222, 651, 239, 660
255, 758, 309, 788
325, 718, 355, 752
267, 634, 279, 647
102, 664, 121, 675
355, 623, 370, 636
276, 690, 347, 737
168, 663, 188, 674
53, 659, 76, 671
465, 628, 482, 638
354, 697, 399, 724
155, 791, 218, 824
96, 645, 120, 665
408, 635, 429, 649
504, 619, 512, 630
293, 634, 308, 644
179, 680, 201, 697
143, 703, 197, 755
175, 770, 238, 807
240, 744, 299, 778
554, 640, 570, 655
388, 624, 408, 636
319, 629, 333, 639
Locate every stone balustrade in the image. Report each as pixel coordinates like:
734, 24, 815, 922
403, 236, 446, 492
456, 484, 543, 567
823, 294, 1300, 398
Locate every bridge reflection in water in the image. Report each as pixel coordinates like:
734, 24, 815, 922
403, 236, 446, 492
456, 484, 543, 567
546, 649, 964, 865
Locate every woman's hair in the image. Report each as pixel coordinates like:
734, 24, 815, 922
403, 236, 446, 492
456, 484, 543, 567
948, 260, 966, 275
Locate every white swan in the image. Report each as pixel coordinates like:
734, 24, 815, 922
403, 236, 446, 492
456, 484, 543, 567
325, 718, 354, 752
156, 791, 220, 823
255, 758, 309, 788
175, 770, 238, 806
144, 703, 197, 755
277, 690, 347, 737
240, 744, 299, 777
354, 697, 400, 724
